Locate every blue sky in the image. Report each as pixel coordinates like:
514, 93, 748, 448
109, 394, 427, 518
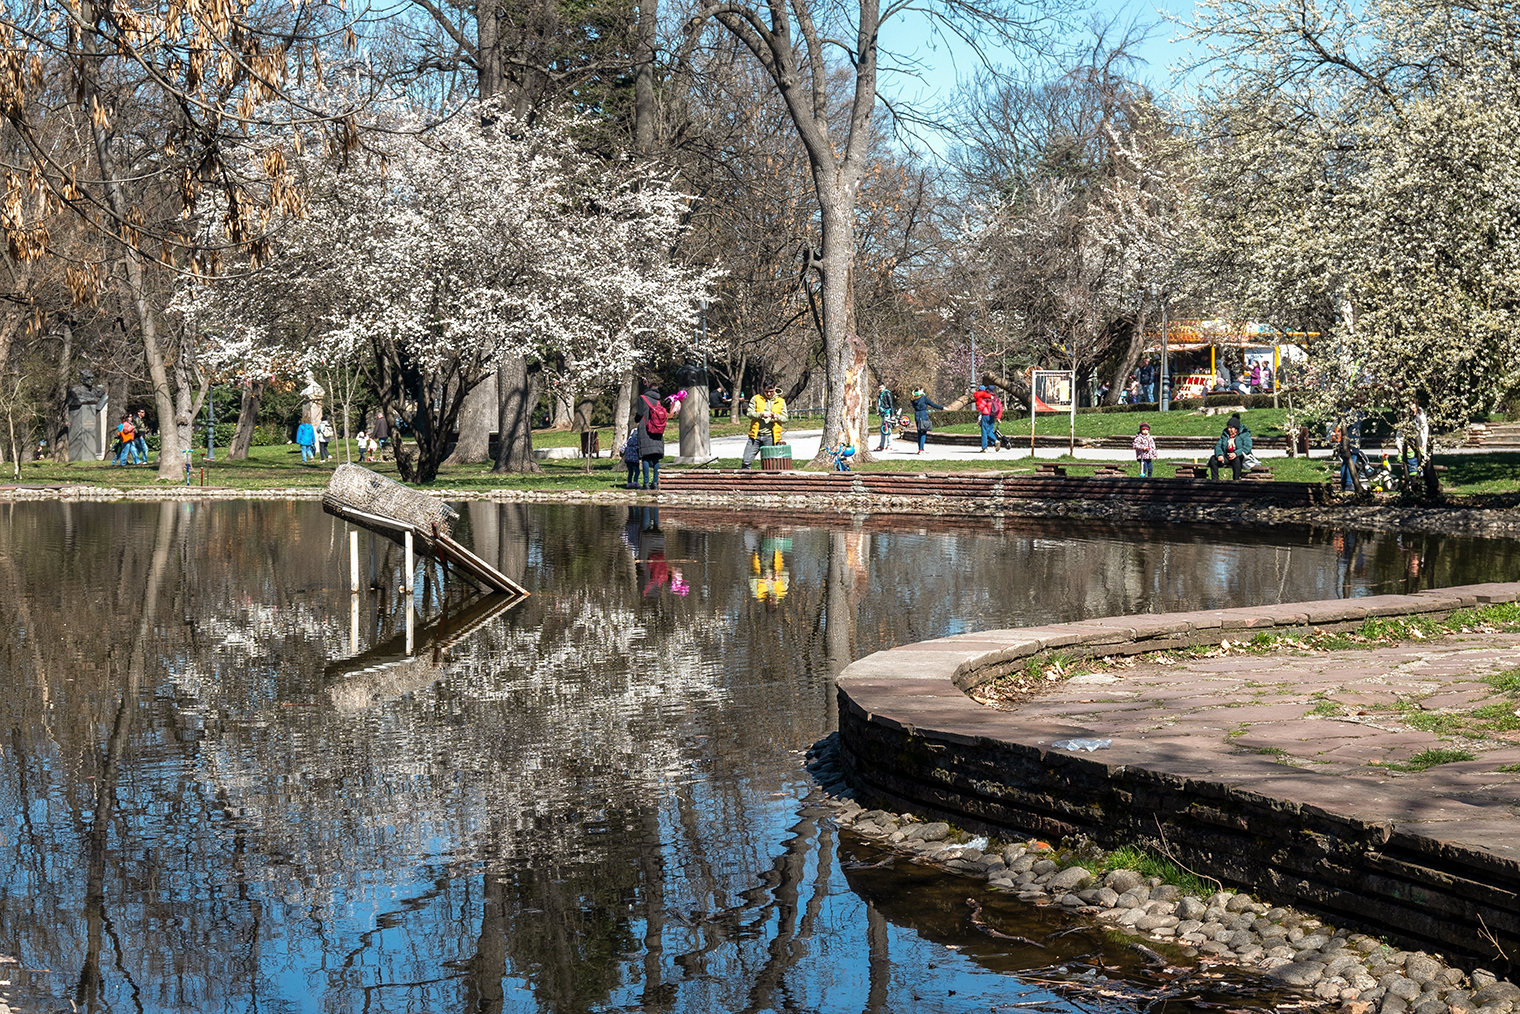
875, 0, 1205, 126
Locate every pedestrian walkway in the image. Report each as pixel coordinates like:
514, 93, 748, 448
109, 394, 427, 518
708, 428, 1296, 464
835, 582, 1520, 964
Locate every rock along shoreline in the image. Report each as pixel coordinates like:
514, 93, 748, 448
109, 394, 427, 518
804, 735, 1520, 1014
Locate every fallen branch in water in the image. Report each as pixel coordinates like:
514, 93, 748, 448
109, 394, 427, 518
966, 897, 1047, 947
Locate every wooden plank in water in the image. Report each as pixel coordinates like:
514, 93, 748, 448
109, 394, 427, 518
323, 494, 529, 597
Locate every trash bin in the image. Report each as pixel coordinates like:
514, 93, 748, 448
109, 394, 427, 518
579, 430, 601, 458
760, 443, 792, 471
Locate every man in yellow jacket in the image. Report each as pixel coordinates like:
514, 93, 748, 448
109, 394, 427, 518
741, 383, 788, 469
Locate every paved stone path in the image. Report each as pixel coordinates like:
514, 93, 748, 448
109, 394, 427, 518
978, 632, 1520, 861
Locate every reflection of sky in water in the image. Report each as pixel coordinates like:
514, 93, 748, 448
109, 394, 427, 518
0, 502, 1516, 1013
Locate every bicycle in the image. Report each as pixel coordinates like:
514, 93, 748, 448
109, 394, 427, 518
827, 443, 856, 472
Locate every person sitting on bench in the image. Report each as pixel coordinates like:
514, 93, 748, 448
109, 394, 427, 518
1209, 414, 1252, 481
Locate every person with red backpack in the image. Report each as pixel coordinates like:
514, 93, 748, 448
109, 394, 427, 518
634, 384, 668, 489
973, 386, 998, 452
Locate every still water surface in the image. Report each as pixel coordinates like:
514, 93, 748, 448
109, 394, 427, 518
1, 501, 1515, 1014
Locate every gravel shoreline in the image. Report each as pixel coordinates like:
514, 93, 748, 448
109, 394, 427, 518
805, 736, 1519, 1014
3, 482, 1518, 536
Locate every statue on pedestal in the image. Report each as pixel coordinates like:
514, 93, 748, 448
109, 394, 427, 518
300, 373, 326, 428
66, 369, 110, 461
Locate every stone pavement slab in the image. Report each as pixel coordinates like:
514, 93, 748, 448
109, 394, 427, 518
836, 581, 1520, 959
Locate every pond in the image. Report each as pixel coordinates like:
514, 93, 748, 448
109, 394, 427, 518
0, 500, 1514, 1014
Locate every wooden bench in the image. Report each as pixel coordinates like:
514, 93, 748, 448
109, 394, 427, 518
1174, 463, 1274, 481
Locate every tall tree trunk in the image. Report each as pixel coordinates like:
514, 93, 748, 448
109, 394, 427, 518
172, 336, 207, 453
571, 390, 597, 431
611, 371, 635, 457
492, 355, 541, 473
634, 0, 658, 153
446, 380, 495, 464
730, 353, 747, 422
814, 197, 872, 466
48, 322, 73, 462
79, 7, 184, 481
550, 386, 573, 428
227, 377, 268, 460
1104, 313, 1146, 406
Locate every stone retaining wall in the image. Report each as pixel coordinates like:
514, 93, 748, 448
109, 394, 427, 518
835, 582, 1520, 965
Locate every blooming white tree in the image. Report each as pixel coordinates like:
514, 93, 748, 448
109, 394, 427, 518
955, 69, 1192, 395
178, 106, 718, 482
1189, 0, 1520, 434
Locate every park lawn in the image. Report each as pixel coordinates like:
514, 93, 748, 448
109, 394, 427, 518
1433, 452, 1520, 496
928, 406, 1292, 439
8, 434, 1511, 497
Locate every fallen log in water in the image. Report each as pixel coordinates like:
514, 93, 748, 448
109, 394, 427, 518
321, 463, 529, 597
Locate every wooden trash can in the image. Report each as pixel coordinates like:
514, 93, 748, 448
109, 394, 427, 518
579, 430, 601, 458
760, 443, 793, 471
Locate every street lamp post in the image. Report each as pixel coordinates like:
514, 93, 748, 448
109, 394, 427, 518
1160, 289, 1172, 413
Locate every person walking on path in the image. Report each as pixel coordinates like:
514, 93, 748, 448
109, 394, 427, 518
1209, 414, 1252, 481
1132, 422, 1158, 478
909, 388, 944, 454
875, 384, 895, 452
132, 409, 150, 465
296, 419, 317, 463
741, 383, 788, 469
634, 384, 668, 489
973, 386, 999, 452
318, 418, 334, 462
620, 430, 642, 489
114, 414, 139, 465
373, 412, 390, 458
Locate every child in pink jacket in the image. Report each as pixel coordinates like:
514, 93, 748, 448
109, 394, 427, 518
1132, 422, 1158, 478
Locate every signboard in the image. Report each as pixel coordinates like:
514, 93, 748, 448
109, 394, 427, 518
1029, 370, 1077, 457
1031, 371, 1074, 412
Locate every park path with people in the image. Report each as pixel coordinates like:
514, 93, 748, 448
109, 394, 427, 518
709, 428, 1297, 464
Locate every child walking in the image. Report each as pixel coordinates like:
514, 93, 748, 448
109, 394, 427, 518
621, 432, 641, 489
1132, 422, 1158, 478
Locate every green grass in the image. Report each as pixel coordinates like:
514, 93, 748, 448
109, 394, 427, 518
1307, 699, 1343, 717
1401, 712, 1467, 735
937, 407, 1293, 440
1096, 846, 1215, 897
1498, 764, 1520, 773
11, 422, 1519, 497
1235, 608, 1519, 659
1447, 603, 1520, 632
1378, 748, 1477, 772
1485, 667, 1520, 694
1433, 451, 1520, 497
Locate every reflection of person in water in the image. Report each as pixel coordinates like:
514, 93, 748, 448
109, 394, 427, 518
643, 550, 670, 596
1332, 530, 1364, 598
622, 506, 688, 596
749, 540, 790, 605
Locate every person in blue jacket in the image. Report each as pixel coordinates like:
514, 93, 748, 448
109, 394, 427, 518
296, 420, 316, 462
910, 388, 944, 454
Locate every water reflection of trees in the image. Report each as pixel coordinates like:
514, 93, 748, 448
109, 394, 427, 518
1, 502, 1517, 1013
